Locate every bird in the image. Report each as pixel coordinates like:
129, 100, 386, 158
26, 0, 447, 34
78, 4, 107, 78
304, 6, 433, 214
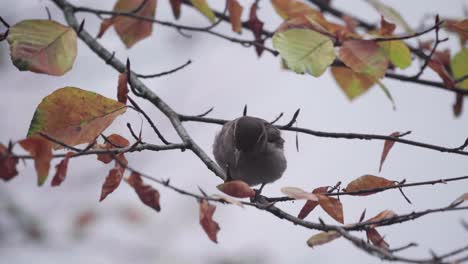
213, 116, 287, 189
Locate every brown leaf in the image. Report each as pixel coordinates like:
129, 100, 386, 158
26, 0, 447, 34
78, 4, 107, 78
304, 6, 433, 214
212, 194, 244, 208
281, 187, 319, 201
428, 58, 455, 89
450, 192, 468, 207
51, 152, 74, 186
96, 134, 130, 164
97, 18, 114, 38
317, 194, 344, 224
298, 186, 328, 219
19, 136, 53, 186
217, 180, 255, 198
227, 0, 243, 33
126, 172, 161, 212
366, 228, 389, 249
100, 167, 124, 201
169, 0, 182, 19
199, 199, 220, 243
365, 210, 396, 227
248, 3, 264, 57
344, 175, 396, 195
330, 66, 376, 100
444, 19, 468, 45
117, 72, 129, 104
379, 16, 396, 36
0, 144, 18, 181
339, 40, 389, 78
307, 231, 341, 248
379, 132, 400, 172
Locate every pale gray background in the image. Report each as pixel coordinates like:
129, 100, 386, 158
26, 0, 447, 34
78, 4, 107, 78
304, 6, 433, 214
0, 0, 467, 263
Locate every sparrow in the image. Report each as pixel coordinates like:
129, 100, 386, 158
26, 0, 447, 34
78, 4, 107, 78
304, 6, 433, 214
213, 116, 287, 187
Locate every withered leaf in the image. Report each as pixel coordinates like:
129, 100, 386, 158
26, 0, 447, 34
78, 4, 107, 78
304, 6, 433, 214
379, 132, 401, 172
227, 0, 243, 33
117, 72, 129, 104
317, 194, 344, 224
248, 3, 264, 57
100, 167, 124, 201
307, 231, 341, 248
281, 187, 319, 201
0, 144, 19, 181
126, 172, 161, 212
298, 186, 328, 219
51, 152, 74, 186
199, 199, 220, 243
19, 136, 53, 186
345, 175, 396, 195
217, 180, 255, 198
366, 228, 389, 249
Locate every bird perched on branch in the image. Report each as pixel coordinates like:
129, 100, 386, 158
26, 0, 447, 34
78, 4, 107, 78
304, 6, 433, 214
213, 116, 287, 188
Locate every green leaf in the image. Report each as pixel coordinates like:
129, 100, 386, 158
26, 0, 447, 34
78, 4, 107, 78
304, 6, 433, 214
365, 0, 413, 33
7, 19, 77, 76
27, 87, 127, 148
378, 40, 411, 69
451, 48, 468, 89
190, 0, 216, 23
273, 28, 335, 77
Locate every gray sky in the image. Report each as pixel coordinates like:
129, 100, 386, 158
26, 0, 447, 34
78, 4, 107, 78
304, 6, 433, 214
0, 0, 467, 263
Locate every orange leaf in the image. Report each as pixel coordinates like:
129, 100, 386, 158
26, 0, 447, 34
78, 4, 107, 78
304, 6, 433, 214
113, 0, 157, 48
366, 228, 389, 249
345, 175, 396, 195
96, 134, 130, 164
428, 58, 455, 89
298, 186, 328, 219
51, 152, 74, 186
19, 136, 53, 186
199, 199, 220, 243
0, 144, 18, 181
117, 72, 129, 104
248, 3, 264, 57
169, 0, 182, 19
379, 132, 400, 171
99, 167, 123, 201
339, 40, 389, 78
126, 172, 161, 212
217, 180, 255, 198
379, 16, 396, 36
317, 194, 344, 224
330, 66, 376, 100
97, 18, 114, 38
281, 187, 319, 201
365, 210, 396, 227
307, 231, 341, 248
227, 0, 243, 33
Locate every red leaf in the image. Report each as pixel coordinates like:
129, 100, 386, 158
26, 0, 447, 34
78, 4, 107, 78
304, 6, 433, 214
126, 172, 161, 212
217, 180, 255, 198
100, 167, 124, 201
366, 228, 389, 249
0, 144, 18, 181
97, 18, 114, 38
51, 152, 74, 186
117, 72, 129, 104
96, 134, 130, 164
227, 0, 243, 33
317, 194, 344, 224
248, 3, 265, 57
379, 132, 400, 172
379, 16, 396, 36
298, 186, 328, 219
169, 0, 182, 19
199, 199, 220, 243
344, 175, 396, 195
19, 136, 53, 186
428, 58, 455, 89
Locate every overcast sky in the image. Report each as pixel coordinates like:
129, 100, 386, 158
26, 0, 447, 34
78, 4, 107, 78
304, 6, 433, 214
1, 0, 467, 263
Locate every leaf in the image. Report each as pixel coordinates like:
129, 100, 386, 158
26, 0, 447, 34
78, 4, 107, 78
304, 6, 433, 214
379, 16, 396, 36
298, 186, 328, 219
366, 228, 389, 249
376, 80, 396, 109
27, 87, 126, 149
7, 19, 77, 76
365, 210, 396, 227
212, 194, 244, 208
51, 152, 74, 186
0, 144, 18, 181
117, 73, 129, 104
113, 0, 157, 48
444, 19, 468, 45
217, 180, 255, 198
428, 58, 455, 89
199, 199, 220, 243
344, 175, 396, 195
97, 18, 114, 38
126, 172, 161, 212
227, 0, 243, 33
379, 132, 400, 172
248, 3, 265, 57
190, 0, 216, 23
451, 48, 468, 89
339, 40, 388, 78
306, 231, 341, 248
281, 187, 319, 201
317, 194, 344, 224
378, 40, 411, 69
100, 167, 124, 201
273, 28, 336, 77
365, 0, 413, 33
271, 0, 329, 28
19, 136, 53, 186
169, 0, 182, 19
96, 134, 130, 164
330, 66, 376, 100
450, 193, 468, 207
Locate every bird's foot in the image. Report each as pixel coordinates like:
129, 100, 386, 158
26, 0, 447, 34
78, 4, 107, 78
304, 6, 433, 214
251, 183, 266, 203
